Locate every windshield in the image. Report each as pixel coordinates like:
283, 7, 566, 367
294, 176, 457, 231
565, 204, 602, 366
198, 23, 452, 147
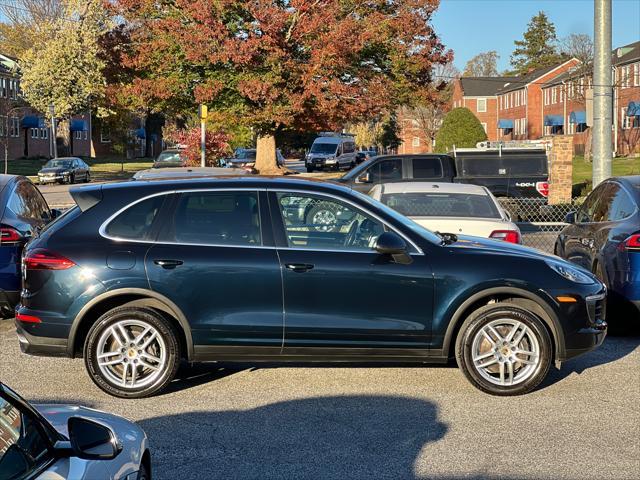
236, 150, 256, 160
381, 192, 500, 218
310, 142, 338, 154
156, 152, 181, 162
351, 189, 441, 245
44, 160, 72, 168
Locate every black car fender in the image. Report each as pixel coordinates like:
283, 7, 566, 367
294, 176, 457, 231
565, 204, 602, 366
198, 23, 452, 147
68, 288, 194, 360
440, 286, 565, 361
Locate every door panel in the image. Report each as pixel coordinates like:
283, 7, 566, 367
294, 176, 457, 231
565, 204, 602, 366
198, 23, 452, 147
146, 190, 284, 350
271, 191, 434, 354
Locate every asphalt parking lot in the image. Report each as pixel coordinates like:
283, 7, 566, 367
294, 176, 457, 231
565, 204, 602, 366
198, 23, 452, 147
1, 320, 638, 480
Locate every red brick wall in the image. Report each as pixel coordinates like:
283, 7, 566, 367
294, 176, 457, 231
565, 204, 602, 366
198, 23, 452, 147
616, 61, 640, 155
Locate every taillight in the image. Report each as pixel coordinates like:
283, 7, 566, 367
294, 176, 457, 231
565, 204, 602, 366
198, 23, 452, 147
536, 181, 549, 197
16, 312, 41, 324
621, 234, 640, 250
0, 226, 22, 244
490, 230, 521, 244
24, 249, 75, 270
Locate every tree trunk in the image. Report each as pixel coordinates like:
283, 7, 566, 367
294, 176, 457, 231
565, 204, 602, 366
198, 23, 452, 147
254, 133, 283, 175
584, 127, 592, 162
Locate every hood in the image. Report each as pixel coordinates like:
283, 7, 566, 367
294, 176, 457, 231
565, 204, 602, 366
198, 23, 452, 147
39, 167, 67, 174
153, 161, 183, 168
35, 404, 142, 439
445, 234, 556, 261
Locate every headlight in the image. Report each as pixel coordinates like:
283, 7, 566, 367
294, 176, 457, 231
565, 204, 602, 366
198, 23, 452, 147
546, 260, 595, 284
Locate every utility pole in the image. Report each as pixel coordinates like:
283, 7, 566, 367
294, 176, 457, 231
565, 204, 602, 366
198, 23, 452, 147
48, 104, 58, 159
199, 104, 207, 167
592, 0, 612, 186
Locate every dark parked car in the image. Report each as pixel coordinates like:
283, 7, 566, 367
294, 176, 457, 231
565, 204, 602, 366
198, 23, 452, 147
355, 151, 367, 164
16, 177, 606, 398
0, 175, 54, 317
555, 176, 640, 320
337, 148, 550, 200
0, 382, 150, 479
153, 148, 185, 169
38, 157, 91, 184
224, 148, 285, 170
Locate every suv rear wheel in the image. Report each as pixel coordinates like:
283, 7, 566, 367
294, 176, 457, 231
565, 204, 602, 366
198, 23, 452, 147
456, 304, 552, 396
84, 307, 180, 398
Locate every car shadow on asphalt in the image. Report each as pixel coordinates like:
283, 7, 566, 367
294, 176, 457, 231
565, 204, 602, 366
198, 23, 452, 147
539, 332, 640, 390
138, 394, 448, 480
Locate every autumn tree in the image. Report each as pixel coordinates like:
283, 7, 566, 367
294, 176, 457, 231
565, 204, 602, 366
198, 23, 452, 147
19, 0, 110, 148
114, 0, 451, 174
463, 51, 499, 77
510, 11, 565, 75
0, 0, 63, 58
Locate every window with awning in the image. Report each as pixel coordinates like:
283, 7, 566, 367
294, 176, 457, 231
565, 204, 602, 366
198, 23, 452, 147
569, 111, 586, 124
497, 119, 514, 129
70, 119, 88, 132
20, 116, 44, 129
544, 115, 564, 126
626, 101, 640, 117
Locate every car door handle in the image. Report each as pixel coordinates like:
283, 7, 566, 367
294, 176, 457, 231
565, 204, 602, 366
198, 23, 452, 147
285, 263, 314, 273
154, 259, 183, 269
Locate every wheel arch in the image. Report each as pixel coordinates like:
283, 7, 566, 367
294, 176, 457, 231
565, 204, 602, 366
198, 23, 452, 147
443, 286, 563, 361
68, 288, 194, 361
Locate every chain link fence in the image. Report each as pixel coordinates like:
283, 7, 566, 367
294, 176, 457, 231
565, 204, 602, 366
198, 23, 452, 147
497, 197, 584, 254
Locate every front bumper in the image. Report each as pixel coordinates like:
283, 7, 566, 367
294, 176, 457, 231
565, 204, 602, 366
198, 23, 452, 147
38, 174, 67, 184
558, 291, 608, 362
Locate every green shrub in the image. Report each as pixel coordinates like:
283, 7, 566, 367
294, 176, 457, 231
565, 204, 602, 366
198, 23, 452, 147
435, 107, 488, 152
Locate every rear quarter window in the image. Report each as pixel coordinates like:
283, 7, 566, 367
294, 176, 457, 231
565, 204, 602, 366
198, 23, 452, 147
104, 195, 166, 240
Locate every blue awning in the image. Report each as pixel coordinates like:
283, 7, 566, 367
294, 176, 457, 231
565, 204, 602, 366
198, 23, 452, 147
627, 101, 640, 116
135, 128, 146, 139
21, 115, 44, 129
544, 115, 564, 126
70, 119, 88, 132
497, 119, 514, 129
569, 111, 586, 124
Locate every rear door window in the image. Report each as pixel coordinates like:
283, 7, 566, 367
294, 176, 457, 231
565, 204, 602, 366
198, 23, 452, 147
591, 183, 618, 222
165, 191, 261, 246
105, 195, 166, 240
8, 181, 50, 221
412, 158, 443, 179
369, 159, 403, 182
608, 186, 636, 221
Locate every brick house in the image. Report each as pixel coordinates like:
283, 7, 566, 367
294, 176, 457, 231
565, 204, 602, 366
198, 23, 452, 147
397, 110, 432, 154
496, 58, 581, 142
613, 41, 640, 155
450, 77, 511, 141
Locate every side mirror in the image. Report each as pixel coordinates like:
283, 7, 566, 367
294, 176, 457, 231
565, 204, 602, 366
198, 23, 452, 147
68, 417, 122, 461
375, 231, 412, 264
358, 172, 371, 183
565, 211, 576, 224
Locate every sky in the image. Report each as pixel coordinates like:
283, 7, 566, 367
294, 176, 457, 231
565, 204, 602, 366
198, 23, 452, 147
433, 0, 640, 73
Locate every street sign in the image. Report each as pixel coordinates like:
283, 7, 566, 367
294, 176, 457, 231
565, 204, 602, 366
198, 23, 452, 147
199, 104, 208, 120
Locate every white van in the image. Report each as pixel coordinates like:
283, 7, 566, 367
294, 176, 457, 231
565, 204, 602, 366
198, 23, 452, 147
305, 133, 357, 172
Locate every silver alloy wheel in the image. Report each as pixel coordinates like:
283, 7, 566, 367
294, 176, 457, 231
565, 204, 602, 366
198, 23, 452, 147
471, 319, 540, 386
312, 210, 337, 231
96, 320, 167, 389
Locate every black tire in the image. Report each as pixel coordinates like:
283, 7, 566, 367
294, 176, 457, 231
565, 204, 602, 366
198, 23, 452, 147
84, 307, 181, 398
137, 462, 150, 480
85, 172, 91, 183
305, 201, 341, 232
455, 304, 552, 396
68, 173, 75, 184
306, 167, 314, 173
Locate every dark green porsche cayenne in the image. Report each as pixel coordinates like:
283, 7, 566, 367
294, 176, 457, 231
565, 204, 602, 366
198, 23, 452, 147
16, 176, 607, 398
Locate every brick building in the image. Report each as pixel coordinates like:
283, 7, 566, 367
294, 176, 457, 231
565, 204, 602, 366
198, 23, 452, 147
1, 52, 163, 162
451, 77, 511, 141
444, 41, 640, 157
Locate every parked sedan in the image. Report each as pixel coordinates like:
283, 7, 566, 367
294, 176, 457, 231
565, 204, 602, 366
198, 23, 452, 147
152, 148, 185, 169
369, 182, 521, 243
0, 175, 55, 317
555, 175, 640, 320
38, 158, 90, 184
0, 382, 150, 479
224, 148, 285, 170
16, 177, 606, 398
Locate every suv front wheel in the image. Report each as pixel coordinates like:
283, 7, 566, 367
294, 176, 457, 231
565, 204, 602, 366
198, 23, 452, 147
84, 307, 181, 398
456, 304, 552, 396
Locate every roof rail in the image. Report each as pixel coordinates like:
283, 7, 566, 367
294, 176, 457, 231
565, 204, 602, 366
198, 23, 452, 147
318, 131, 355, 137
